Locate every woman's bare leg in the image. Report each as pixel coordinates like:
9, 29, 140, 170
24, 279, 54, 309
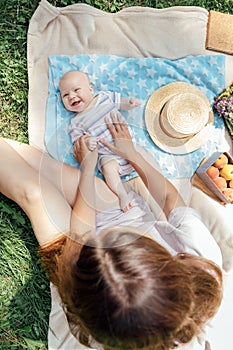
2, 139, 81, 206
2, 139, 119, 211
0, 138, 71, 246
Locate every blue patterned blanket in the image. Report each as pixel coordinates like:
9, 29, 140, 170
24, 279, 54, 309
46, 54, 226, 179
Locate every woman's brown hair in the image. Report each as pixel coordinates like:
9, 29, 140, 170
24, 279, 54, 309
40, 228, 223, 350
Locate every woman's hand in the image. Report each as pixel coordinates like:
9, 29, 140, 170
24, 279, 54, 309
74, 135, 98, 172
100, 112, 136, 160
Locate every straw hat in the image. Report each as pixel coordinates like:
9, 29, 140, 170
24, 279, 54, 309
145, 82, 214, 154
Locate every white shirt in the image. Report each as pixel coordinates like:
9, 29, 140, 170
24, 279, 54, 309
96, 191, 222, 267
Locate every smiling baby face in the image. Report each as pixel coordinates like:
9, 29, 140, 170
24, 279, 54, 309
59, 71, 94, 113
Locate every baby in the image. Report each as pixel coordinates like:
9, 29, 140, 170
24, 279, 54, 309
59, 71, 141, 212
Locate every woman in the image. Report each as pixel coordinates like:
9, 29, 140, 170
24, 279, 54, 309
0, 113, 222, 350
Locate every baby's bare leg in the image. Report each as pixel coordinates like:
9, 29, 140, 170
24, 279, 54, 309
101, 158, 132, 212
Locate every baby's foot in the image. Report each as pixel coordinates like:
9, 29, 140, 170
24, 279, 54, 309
119, 194, 133, 212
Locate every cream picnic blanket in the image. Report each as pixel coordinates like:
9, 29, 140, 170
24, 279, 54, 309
27, 1, 233, 349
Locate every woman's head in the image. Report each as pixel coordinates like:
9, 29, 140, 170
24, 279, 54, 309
58, 228, 222, 350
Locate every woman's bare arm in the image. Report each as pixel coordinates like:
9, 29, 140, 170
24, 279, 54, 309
70, 136, 98, 237
100, 114, 185, 219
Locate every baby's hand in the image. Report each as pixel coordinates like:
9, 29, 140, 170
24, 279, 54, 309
120, 97, 141, 110
129, 98, 141, 108
86, 136, 98, 151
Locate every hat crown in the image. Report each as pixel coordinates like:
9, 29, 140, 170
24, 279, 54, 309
160, 93, 210, 139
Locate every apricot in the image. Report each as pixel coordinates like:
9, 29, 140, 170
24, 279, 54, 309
222, 188, 233, 201
229, 179, 233, 189
213, 176, 227, 191
206, 166, 219, 180
219, 164, 233, 181
213, 153, 228, 169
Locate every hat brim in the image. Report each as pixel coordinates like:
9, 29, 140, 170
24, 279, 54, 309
145, 82, 214, 155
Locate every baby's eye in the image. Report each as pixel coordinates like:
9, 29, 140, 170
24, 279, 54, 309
63, 93, 68, 98
74, 88, 80, 92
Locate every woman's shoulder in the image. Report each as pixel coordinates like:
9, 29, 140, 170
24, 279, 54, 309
167, 206, 222, 267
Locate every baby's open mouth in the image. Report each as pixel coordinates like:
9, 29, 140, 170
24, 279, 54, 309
72, 100, 80, 107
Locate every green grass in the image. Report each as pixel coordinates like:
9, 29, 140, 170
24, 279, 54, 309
0, 199, 50, 349
0, 0, 232, 349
